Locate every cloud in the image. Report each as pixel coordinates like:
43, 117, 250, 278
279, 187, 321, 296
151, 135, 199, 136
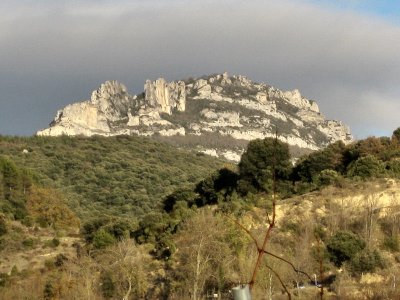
0, 0, 399, 137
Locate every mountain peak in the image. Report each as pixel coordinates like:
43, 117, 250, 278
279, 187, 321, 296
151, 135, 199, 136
90, 80, 128, 104
37, 73, 353, 161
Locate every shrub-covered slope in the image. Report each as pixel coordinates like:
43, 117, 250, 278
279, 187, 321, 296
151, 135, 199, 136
0, 135, 225, 219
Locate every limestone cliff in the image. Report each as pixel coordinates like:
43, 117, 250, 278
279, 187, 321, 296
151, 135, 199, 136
37, 72, 353, 161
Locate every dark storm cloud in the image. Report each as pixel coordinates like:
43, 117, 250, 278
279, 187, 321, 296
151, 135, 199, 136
0, 0, 399, 137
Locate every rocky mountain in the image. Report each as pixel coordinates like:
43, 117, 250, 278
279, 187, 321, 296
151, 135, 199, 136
37, 72, 353, 161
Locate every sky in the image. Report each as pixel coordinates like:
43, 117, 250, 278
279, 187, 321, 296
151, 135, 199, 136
0, 0, 399, 139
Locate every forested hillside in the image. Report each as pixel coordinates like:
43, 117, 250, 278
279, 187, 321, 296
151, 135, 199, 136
0, 135, 226, 219
1, 128, 400, 299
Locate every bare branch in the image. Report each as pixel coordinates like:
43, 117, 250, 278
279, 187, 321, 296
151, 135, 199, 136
265, 264, 291, 300
263, 250, 313, 282
249, 200, 276, 288
265, 209, 272, 225
226, 215, 260, 250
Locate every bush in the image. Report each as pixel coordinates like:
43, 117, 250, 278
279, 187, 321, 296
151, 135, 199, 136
347, 155, 385, 179
349, 249, 385, 275
22, 238, 35, 248
386, 159, 400, 177
51, 238, 60, 247
383, 235, 399, 252
100, 271, 115, 299
43, 281, 55, 300
54, 254, 68, 267
0, 272, 8, 287
93, 229, 116, 249
195, 168, 239, 207
0, 218, 7, 236
327, 231, 366, 267
315, 169, 341, 187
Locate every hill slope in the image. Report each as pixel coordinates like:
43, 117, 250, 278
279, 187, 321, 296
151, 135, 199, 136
0, 135, 225, 219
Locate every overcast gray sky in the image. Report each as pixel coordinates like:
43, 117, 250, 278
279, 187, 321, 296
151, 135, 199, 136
1, 0, 399, 139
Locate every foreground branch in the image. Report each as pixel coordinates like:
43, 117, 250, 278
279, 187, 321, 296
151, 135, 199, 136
263, 250, 313, 282
265, 264, 291, 300
226, 216, 260, 250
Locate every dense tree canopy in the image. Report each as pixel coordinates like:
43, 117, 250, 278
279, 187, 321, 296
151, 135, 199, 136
238, 138, 291, 194
392, 127, 400, 144
292, 141, 346, 182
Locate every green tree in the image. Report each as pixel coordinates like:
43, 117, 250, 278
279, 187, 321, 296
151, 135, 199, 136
293, 141, 346, 182
0, 157, 20, 192
327, 231, 366, 267
133, 212, 175, 258
392, 127, 400, 144
195, 167, 239, 206
347, 155, 385, 179
238, 138, 291, 194
163, 187, 196, 213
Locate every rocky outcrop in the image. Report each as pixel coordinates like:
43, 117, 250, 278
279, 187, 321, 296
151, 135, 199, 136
38, 81, 132, 136
144, 78, 186, 114
37, 73, 353, 161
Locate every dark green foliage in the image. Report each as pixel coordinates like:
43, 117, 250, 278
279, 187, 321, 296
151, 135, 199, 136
349, 249, 385, 275
134, 212, 171, 244
315, 169, 341, 187
0, 218, 7, 236
54, 254, 68, 267
386, 159, 400, 177
392, 127, 400, 143
0, 157, 20, 192
22, 238, 35, 248
100, 271, 115, 298
292, 141, 346, 182
0, 156, 35, 221
82, 217, 136, 247
104, 220, 133, 241
133, 212, 176, 258
238, 138, 291, 194
163, 187, 196, 213
93, 229, 116, 249
327, 231, 366, 267
346, 155, 385, 179
281, 220, 301, 235
82, 218, 110, 243
0, 272, 8, 287
383, 235, 400, 252
51, 238, 60, 248
292, 132, 400, 189
43, 281, 55, 300
195, 168, 239, 206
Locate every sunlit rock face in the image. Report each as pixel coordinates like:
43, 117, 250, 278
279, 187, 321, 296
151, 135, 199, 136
37, 73, 353, 161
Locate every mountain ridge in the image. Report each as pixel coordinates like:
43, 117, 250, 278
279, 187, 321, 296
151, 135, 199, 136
37, 72, 353, 161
